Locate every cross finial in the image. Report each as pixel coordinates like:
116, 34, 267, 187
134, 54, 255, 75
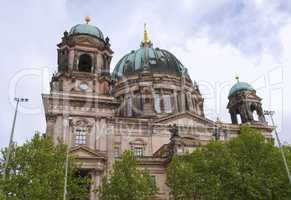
85, 16, 91, 24
235, 75, 240, 83
143, 23, 150, 44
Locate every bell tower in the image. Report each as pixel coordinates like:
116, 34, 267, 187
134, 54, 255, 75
42, 18, 119, 200
51, 16, 113, 95
43, 17, 117, 147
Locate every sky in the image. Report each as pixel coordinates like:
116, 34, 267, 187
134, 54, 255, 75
0, 0, 291, 148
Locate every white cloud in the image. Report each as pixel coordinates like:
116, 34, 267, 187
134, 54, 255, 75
170, 32, 289, 142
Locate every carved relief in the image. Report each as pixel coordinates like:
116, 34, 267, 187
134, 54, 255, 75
71, 118, 94, 132
96, 77, 110, 95
47, 114, 57, 122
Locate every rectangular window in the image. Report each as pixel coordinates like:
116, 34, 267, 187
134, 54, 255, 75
133, 147, 144, 157
150, 176, 156, 186
177, 147, 184, 155
75, 128, 86, 145
154, 94, 161, 113
114, 146, 120, 158
163, 95, 172, 113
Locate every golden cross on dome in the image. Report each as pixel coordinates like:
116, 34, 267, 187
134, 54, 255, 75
143, 23, 150, 44
85, 16, 91, 24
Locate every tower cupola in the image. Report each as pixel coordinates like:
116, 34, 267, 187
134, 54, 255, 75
227, 77, 266, 124
51, 17, 113, 95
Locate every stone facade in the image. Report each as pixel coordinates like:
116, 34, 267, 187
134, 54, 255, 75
42, 21, 273, 200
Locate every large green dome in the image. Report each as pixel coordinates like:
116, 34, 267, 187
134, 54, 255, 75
112, 45, 189, 80
228, 81, 255, 97
69, 23, 104, 40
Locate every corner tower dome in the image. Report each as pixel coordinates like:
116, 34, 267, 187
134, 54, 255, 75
227, 77, 266, 124
228, 77, 255, 97
69, 16, 104, 40
112, 24, 189, 80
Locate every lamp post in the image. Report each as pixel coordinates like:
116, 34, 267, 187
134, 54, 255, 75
2, 98, 29, 181
264, 110, 291, 185
63, 117, 72, 200
63, 143, 69, 200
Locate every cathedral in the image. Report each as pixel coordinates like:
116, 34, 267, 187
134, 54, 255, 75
42, 18, 273, 200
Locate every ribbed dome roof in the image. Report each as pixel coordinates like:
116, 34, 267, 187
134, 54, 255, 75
69, 23, 104, 40
112, 45, 189, 80
228, 81, 255, 97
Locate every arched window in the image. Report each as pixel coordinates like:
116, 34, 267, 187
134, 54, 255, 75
253, 110, 259, 121
78, 54, 92, 72
236, 114, 242, 124
251, 105, 259, 121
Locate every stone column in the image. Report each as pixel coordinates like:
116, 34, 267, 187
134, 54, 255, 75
106, 123, 115, 171
89, 170, 102, 200
46, 114, 56, 138
95, 171, 102, 200
180, 76, 186, 112
62, 114, 71, 146
68, 49, 75, 71
96, 117, 108, 151
173, 91, 178, 113
230, 112, 238, 124
258, 106, 266, 122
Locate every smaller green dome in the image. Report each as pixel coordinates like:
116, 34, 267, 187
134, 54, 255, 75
69, 23, 104, 40
228, 81, 255, 97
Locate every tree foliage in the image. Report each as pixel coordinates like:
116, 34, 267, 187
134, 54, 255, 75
0, 133, 90, 200
167, 125, 291, 200
99, 150, 157, 200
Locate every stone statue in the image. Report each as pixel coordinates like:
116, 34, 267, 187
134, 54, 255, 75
169, 124, 179, 138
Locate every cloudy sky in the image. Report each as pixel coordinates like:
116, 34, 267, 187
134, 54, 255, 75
0, 0, 291, 148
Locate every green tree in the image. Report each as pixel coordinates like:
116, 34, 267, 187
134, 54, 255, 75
99, 150, 157, 200
0, 133, 90, 200
167, 125, 291, 200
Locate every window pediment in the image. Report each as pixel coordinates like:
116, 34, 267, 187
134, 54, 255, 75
129, 138, 147, 146
70, 146, 106, 159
